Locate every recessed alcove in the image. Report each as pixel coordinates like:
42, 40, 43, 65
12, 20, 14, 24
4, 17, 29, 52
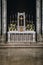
7, 0, 36, 31
1, 0, 42, 42
6, 0, 36, 42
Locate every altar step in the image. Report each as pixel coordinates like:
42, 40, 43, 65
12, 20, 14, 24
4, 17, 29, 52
0, 42, 43, 48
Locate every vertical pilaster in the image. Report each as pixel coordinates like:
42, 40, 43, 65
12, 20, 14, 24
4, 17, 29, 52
0, 0, 1, 35
42, 0, 43, 34
2, 0, 7, 42
36, 0, 41, 41
0, 0, 1, 42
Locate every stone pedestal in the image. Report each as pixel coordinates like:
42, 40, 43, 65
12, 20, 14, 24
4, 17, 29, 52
36, 0, 42, 41
2, 0, 7, 42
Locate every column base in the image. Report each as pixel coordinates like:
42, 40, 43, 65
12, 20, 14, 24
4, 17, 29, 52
37, 34, 43, 42
0, 35, 2, 43
1, 34, 6, 43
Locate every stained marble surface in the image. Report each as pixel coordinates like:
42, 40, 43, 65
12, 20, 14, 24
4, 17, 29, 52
0, 47, 43, 65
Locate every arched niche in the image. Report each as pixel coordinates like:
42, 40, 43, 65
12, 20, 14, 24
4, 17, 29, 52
2, 0, 42, 42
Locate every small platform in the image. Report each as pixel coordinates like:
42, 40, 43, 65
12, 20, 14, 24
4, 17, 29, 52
0, 42, 43, 48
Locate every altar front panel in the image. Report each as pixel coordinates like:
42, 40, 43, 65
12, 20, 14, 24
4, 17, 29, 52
8, 31, 36, 42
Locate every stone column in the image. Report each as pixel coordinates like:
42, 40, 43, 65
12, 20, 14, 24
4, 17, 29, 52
0, 0, 1, 35
36, 0, 42, 41
2, 0, 7, 42
42, 0, 43, 34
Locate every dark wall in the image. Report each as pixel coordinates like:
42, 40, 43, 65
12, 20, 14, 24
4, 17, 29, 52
7, 0, 36, 13
7, 0, 36, 30
7, 0, 36, 20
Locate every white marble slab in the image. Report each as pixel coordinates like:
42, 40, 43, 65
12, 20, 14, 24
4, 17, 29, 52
8, 31, 36, 43
8, 31, 36, 34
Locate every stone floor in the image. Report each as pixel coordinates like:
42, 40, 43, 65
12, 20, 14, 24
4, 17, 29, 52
0, 42, 43, 48
0, 54, 43, 65
0, 42, 43, 65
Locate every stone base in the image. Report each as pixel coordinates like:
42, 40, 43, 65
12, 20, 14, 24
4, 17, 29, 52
1, 34, 6, 43
0, 35, 2, 42
37, 34, 43, 42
